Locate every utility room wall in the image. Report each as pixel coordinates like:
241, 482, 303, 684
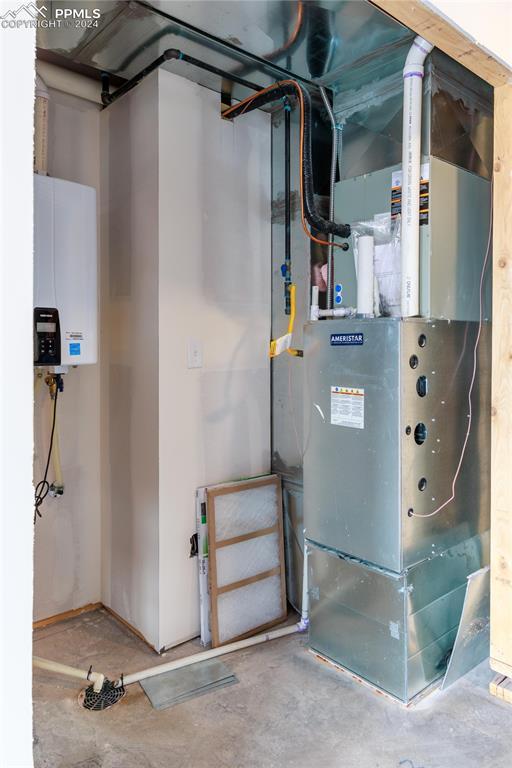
33, 87, 102, 621
157, 70, 272, 649
102, 69, 272, 651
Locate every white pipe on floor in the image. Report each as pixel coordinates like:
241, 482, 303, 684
401, 36, 433, 317
34, 550, 311, 696
33, 656, 105, 693
118, 624, 300, 687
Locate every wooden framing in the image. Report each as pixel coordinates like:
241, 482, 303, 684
371, 0, 512, 699
490, 83, 512, 681
370, 1, 511, 86
207, 475, 287, 648
490, 675, 512, 704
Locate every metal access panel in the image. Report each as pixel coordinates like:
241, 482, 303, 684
333, 158, 491, 322
303, 318, 490, 573
308, 532, 489, 703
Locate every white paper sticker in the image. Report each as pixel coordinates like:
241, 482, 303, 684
65, 331, 84, 341
331, 386, 365, 429
391, 162, 430, 188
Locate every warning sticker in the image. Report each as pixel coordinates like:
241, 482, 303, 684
331, 386, 365, 429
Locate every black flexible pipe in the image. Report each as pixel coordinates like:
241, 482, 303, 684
226, 82, 351, 240
134, 0, 319, 91
103, 48, 263, 107
101, 50, 350, 239
284, 103, 292, 315
102, 51, 170, 105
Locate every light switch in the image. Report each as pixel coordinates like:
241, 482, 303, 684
187, 338, 203, 369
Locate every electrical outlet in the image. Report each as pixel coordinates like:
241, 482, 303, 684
187, 338, 203, 369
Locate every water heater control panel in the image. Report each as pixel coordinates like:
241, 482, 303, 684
34, 307, 61, 366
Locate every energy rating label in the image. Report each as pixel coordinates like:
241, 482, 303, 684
331, 386, 365, 429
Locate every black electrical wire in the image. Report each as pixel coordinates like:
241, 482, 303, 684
34, 384, 59, 524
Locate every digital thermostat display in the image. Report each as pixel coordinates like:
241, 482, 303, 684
37, 322, 56, 333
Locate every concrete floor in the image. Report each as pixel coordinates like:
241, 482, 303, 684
34, 608, 511, 768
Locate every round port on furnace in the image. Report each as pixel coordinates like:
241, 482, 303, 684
416, 375, 428, 397
414, 423, 427, 445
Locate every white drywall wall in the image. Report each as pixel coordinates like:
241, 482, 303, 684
157, 70, 271, 650
102, 70, 271, 650
0, 17, 35, 768
33, 89, 102, 621
426, 0, 512, 69
101, 75, 161, 646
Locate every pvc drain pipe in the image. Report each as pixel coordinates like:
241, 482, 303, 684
33, 656, 105, 693
33, 547, 311, 697
118, 544, 310, 687
118, 624, 300, 687
401, 36, 433, 317
357, 235, 374, 317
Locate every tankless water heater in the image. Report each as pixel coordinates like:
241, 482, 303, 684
34, 174, 97, 366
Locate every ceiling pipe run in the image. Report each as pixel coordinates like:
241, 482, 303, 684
401, 36, 433, 318
36, 60, 104, 105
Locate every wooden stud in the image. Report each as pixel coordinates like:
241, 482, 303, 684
490, 675, 512, 704
490, 83, 512, 679
370, 1, 512, 86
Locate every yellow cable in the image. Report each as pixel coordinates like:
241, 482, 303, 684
269, 284, 302, 358
51, 408, 64, 489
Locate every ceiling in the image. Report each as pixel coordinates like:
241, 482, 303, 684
37, 1, 413, 101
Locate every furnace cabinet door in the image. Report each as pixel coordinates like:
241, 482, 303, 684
303, 319, 402, 572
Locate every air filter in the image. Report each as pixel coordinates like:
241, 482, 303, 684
206, 475, 287, 647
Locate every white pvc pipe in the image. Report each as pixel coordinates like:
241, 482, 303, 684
297, 540, 309, 631
401, 36, 433, 317
357, 235, 374, 316
318, 307, 356, 318
119, 624, 300, 687
36, 60, 103, 105
33, 656, 105, 693
34, 547, 311, 696
34, 74, 49, 175
310, 286, 356, 320
310, 285, 320, 321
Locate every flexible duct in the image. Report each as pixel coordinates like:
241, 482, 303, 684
401, 36, 433, 317
224, 81, 351, 240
